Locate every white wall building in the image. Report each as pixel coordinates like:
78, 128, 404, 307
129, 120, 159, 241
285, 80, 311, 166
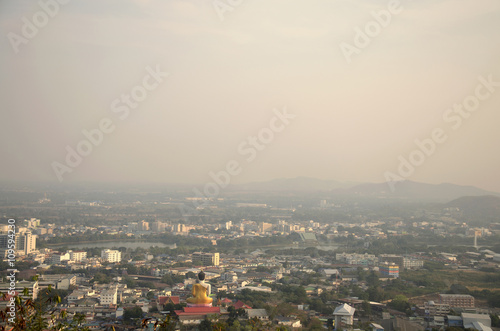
100, 288, 118, 305
0, 228, 37, 256
69, 250, 87, 262
101, 249, 121, 263
50, 252, 70, 264
333, 303, 355, 330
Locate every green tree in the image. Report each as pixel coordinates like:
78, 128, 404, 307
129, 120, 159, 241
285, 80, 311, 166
0, 287, 90, 331
307, 318, 324, 330
490, 314, 500, 327
199, 317, 212, 331
361, 300, 372, 317
366, 271, 380, 287
123, 306, 143, 321
367, 286, 385, 302
388, 294, 410, 313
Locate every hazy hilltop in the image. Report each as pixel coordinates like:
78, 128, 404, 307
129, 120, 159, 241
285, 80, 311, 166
343, 180, 500, 203
445, 195, 500, 225
230, 177, 356, 192
230, 178, 500, 203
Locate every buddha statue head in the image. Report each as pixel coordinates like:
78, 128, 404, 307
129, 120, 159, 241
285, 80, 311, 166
197, 270, 206, 282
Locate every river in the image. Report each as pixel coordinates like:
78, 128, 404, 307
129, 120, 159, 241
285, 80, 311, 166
50, 241, 177, 250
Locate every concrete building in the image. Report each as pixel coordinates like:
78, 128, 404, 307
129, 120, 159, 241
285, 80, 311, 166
67, 290, 86, 302
35, 228, 47, 235
174, 306, 221, 325
370, 323, 385, 331
299, 232, 317, 242
18, 229, 37, 255
151, 221, 165, 232
439, 294, 475, 308
379, 262, 399, 278
138, 220, 149, 231
50, 252, 70, 264
245, 309, 268, 320
462, 313, 491, 330
25, 218, 40, 228
333, 303, 355, 330
69, 250, 87, 262
379, 254, 423, 270
424, 301, 450, 316
276, 317, 302, 328
321, 269, 340, 277
221, 271, 238, 282
259, 222, 273, 233
447, 315, 464, 328
100, 288, 118, 305
402, 257, 424, 269
336, 253, 378, 266
0, 280, 39, 300
192, 252, 219, 266
379, 254, 403, 267
175, 223, 193, 234
101, 249, 122, 263
0, 228, 37, 256
39, 274, 77, 290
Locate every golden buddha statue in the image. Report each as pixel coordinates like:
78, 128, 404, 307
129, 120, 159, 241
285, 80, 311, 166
186, 271, 212, 307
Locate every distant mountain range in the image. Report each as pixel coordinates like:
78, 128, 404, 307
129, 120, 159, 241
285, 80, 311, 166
232, 177, 500, 202
231, 177, 356, 192
446, 195, 500, 223
344, 180, 500, 202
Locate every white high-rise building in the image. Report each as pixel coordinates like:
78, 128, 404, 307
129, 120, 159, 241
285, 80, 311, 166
19, 229, 37, 255
101, 249, 121, 263
0, 228, 37, 256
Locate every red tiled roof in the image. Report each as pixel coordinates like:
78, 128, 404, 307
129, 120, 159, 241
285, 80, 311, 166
158, 296, 180, 305
233, 300, 252, 309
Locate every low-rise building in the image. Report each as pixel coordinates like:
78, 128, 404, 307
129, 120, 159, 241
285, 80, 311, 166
333, 303, 355, 330
424, 300, 450, 316
101, 249, 121, 263
0, 280, 38, 300
245, 309, 268, 320
379, 262, 399, 278
50, 252, 70, 264
462, 313, 491, 330
439, 294, 474, 308
192, 252, 219, 266
39, 274, 77, 290
100, 288, 117, 305
68, 250, 87, 262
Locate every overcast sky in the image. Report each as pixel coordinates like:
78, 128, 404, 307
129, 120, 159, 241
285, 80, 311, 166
1, 0, 499, 191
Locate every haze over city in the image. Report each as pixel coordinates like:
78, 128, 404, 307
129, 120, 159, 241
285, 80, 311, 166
2, 2, 500, 329
1, 0, 500, 191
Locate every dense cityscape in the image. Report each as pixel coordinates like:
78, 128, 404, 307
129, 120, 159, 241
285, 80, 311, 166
1, 181, 499, 330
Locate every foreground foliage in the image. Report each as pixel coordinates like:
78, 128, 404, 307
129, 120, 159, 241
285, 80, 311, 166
0, 287, 89, 331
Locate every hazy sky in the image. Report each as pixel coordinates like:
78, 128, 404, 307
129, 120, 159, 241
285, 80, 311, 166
1, 0, 500, 191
